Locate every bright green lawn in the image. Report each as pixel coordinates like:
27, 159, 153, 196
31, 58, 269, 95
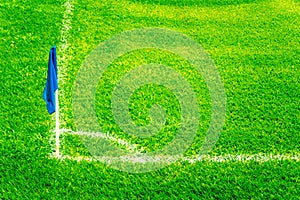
1, 0, 299, 198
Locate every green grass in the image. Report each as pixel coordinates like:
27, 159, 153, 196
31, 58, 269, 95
1, 0, 299, 198
129, 0, 265, 7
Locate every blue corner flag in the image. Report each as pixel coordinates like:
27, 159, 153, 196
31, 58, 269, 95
43, 46, 58, 114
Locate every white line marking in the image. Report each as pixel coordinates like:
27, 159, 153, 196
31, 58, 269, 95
58, 129, 145, 153
49, 130, 300, 163
59, 0, 74, 56
58, 0, 75, 127
51, 153, 300, 164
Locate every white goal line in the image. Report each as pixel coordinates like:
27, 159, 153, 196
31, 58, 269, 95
51, 153, 300, 164
49, 129, 300, 164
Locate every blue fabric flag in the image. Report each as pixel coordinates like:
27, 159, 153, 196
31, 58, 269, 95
43, 46, 58, 114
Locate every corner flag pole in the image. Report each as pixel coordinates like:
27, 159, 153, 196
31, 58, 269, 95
43, 46, 60, 157
55, 46, 60, 157
55, 88, 60, 157
55, 46, 60, 158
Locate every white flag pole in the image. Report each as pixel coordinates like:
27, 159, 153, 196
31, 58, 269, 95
55, 84, 60, 157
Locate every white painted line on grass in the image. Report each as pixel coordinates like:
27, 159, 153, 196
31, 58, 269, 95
50, 153, 300, 164
58, 0, 74, 82
49, 129, 300, 164
58, 0, 75, 126
59, 1, 74, 53
58, 128, 145, 153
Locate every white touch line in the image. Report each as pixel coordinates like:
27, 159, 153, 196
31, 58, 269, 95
50, 129, 300, 163
51, 153, 300, 164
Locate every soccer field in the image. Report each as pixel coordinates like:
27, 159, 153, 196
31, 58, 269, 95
1, 0, 299, 198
